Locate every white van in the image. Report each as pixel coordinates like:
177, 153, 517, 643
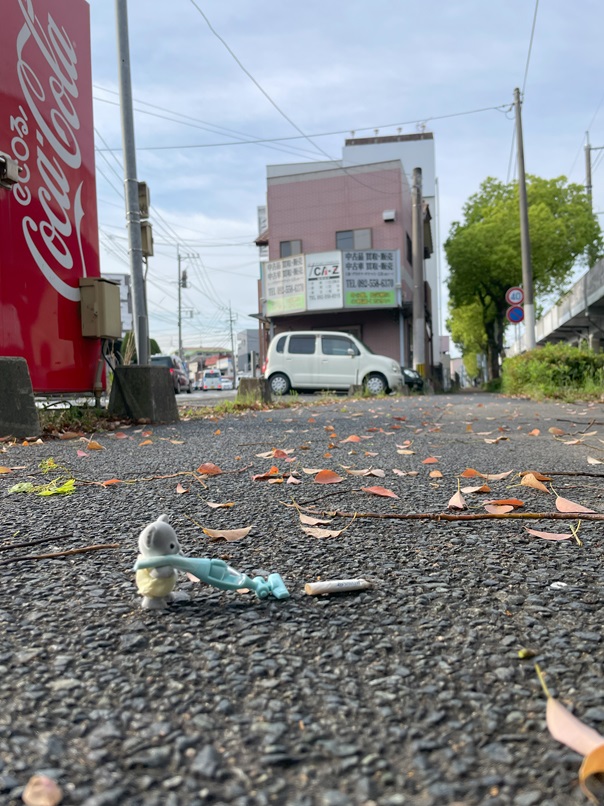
263, 331, 404, 395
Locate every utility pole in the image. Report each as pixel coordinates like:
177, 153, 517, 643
228, 303, 238, 388
411, 167, 426, 376
585, 132, 593, 208
115, 0, 148, 364
177, 246, 183, 361
514, 87, 535, 351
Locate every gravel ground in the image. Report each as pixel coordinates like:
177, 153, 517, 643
1, 392, 603, 806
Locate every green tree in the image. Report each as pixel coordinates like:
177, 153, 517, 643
447, 301, 487, 381
445, 175, 602, 379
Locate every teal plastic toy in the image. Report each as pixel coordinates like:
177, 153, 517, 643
133, 555, 290, 600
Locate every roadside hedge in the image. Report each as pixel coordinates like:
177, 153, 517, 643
501, 343, 604, 399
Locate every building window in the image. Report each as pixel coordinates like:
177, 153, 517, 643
280, 240, 302, 258
406, 233, 412, 265
336, 228, 372, 250
288, 335, 316, 354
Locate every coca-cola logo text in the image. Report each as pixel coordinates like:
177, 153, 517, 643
10, 0, 88, 302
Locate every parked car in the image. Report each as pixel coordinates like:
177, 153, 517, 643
262, 331, 404, 395
402, 368, 424, 391
150, 354, 191, 394
201, 370, 222, 391
220, 377, 234, 390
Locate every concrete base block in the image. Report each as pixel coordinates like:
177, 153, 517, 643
108, 366, 179, 423
237, 377, 272, 405
348, 384, 363, 396
0, 357, 41, 438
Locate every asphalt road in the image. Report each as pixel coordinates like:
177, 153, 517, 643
1, 392, 603, 806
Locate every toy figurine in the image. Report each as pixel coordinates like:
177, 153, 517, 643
134, 554, 290, 600
135, 514, 182, 610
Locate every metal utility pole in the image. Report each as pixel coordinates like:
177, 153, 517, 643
585, 132, 593, 208
411, 167, 426, 375
514, 87, 535, 351
177, 246, 183, 361
115, 0, 148, 364
228, 303, 238, 388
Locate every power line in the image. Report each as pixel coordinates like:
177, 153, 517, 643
522, 0, 539, 96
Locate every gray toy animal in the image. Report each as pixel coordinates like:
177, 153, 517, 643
135, 515, 182, 609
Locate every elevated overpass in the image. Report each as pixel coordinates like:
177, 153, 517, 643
506, 258, 604, 355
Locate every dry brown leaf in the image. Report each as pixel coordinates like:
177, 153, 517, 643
461, 484, 491, 494
580, 744, 604, 802
447, 490, 467, 510
429, 469, 444, 478
0, 466, 12, 474
361, 485, 399, 499
524, 527, 573, 541
520, 470, 552, 481
197, 462, 223, 476
22, 775, 63, 806
364, 451, 379, 457
520, 473, 550, 493
422, 456, 439, 464
527, 428, 541, 436
101, 478, 121, 487
302, 467, 322, 474
114, 432, 129, 439
87, 440, 104, 450
176, 482, 189, 494
484, 504, 514, 514
482, 470, 514, 481
587, 456, 604, 465
59, 431, 82, 440
484, 436, 509, 444
206, 501, 235, 509
396, 449, 415, 455
460, 468, 482, 478
252, 466, 281, 481
299, 513, 332, 526
548, 427, 566, 436
563, 439, 584, 446
485, 498, 524, 508
268, 477, 284, 484
314, 469, 344, 484
340, 435, 361, 443
555, 496, 596, 514
203, 525, 252, 542
272, 448, 292, 458
286, 475, 302, 485
138, 439, 153, 447
301, 526, 344, 538
546, 695, 604, 757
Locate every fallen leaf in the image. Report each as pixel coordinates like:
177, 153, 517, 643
206, 501, 235, 509
301, 526, 344, 538
520, 470, 552, 481
546, 694, 604, 757
364, 451, 379, 457
176, 482, 189, 494
484, 436, 509, 444
392, 469, 419, 477
76, 450, 89, 458
527, 429, 541, 436
114, 432, 129, 439
429, 469, 443, 479
203, 525, 252, 542
461, 484, 491, 494
422, 457, 439, 464
197, 462, 222, 476
460, 468, 482, 478
555, 496, 596, 513
361, 485, 399, 499
396, 449, 415, 455
340, 435, 361, 443
580, 744, 604, 802
286, 475, 302, 485
302, 467, 322, 474
520, 473, 550, 493
101, 479, 121, 487
323, 452, 333, 459
138, 439, 153, 447
87, 440, 104, 450
484, 498, 524, 508
141, 429, 153, 437
548, 427, 566, 436
22, 774, 63, 806
314, 469, 344, 484
59, 431, 82, 440
447, 491, 467, 510
524, 527, 573, 541
482, 470, 514, 481
587, 456, 604, 465
214, 429, 221, 435
299, 513, 332, 525
0, 466, 12, 474
484, 504, 514, 514
562, 439, 584, 446
252, 467, 281, 481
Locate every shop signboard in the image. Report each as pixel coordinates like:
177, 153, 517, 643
264, 255, 305, 316
0, 0, 101, 392
305, 250, 343, 311
343, 250, 398, 307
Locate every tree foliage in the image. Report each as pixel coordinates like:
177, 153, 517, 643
447, 301, 487, 381
445, 175, 602, 379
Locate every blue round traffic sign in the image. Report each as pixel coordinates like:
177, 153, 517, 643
506, 305, 524, 323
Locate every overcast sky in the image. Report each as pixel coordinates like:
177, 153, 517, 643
89, 0, 604, 354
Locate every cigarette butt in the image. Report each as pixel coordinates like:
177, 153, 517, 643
304, 578, 371, 595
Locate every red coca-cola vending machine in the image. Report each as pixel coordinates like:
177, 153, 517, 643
0, 0, 108, 393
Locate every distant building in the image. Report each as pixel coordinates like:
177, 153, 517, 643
254, 133, 439, 380
237, 328, 260, 373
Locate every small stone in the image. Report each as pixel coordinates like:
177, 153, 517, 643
190, 745, 220, 778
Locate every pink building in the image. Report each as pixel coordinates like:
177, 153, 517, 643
256, 158, 433, 371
